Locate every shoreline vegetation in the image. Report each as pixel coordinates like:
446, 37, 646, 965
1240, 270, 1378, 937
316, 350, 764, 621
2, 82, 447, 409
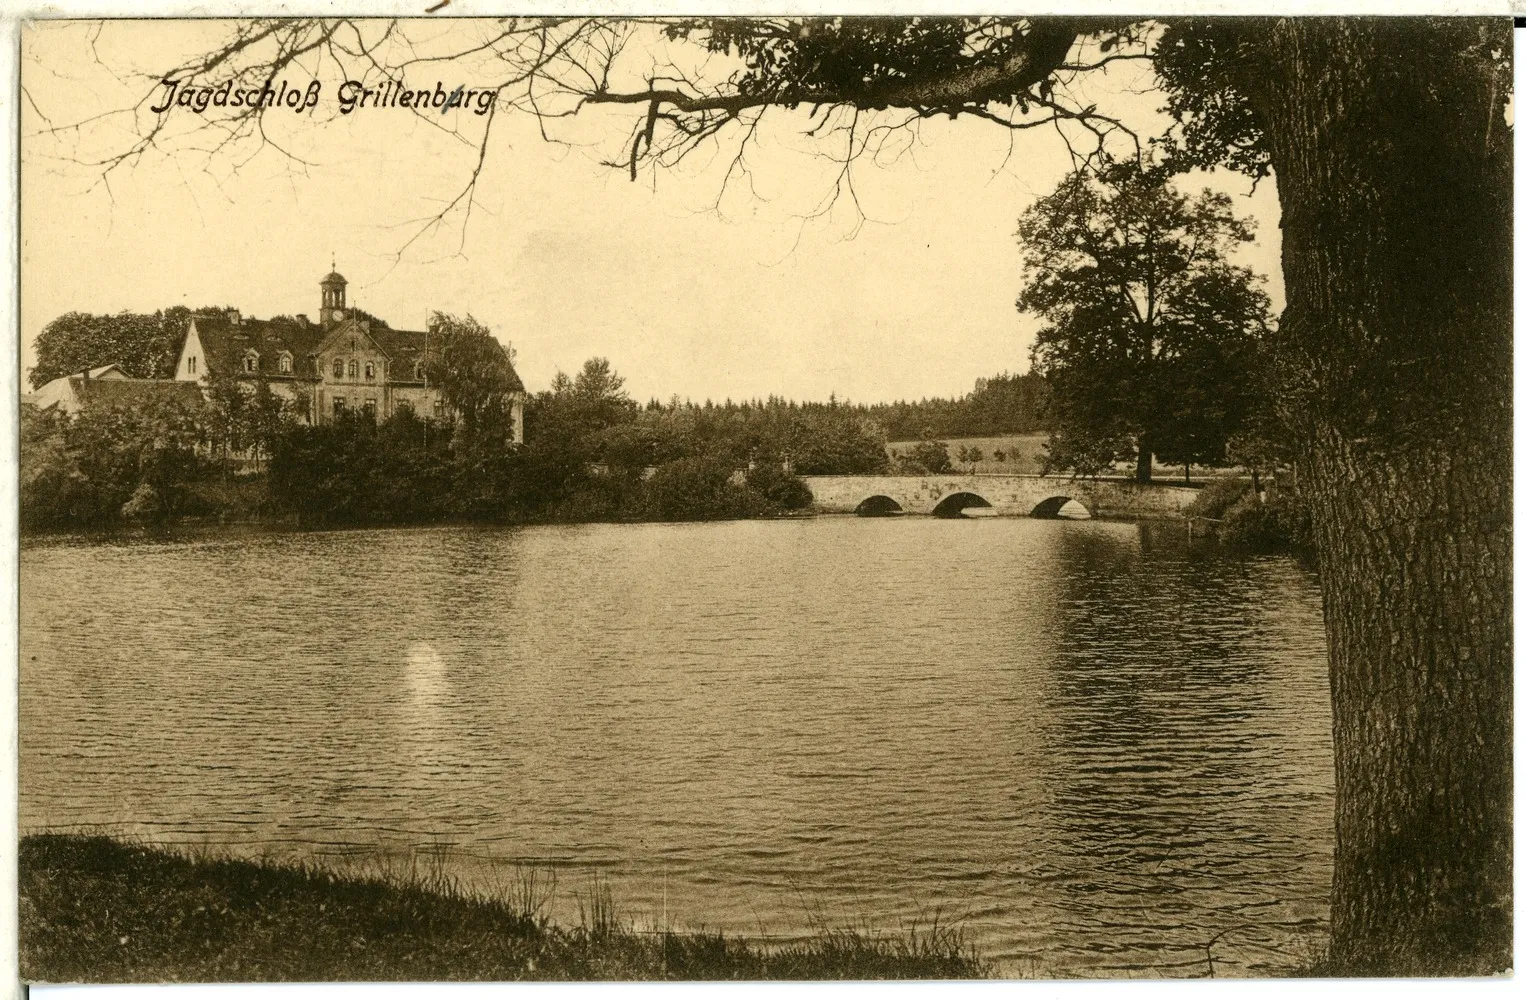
20, 834, 988, 983
20, 354, 1052, 536
24, 342, 1305, 542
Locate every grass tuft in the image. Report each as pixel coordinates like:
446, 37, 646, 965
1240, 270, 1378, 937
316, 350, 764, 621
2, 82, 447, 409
20, 833, 988, 983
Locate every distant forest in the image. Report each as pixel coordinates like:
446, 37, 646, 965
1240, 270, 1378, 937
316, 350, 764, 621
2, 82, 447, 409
861, 372, 1049, 440
647, 371, 1051, 443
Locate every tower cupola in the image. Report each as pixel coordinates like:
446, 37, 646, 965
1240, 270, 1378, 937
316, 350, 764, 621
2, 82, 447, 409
320, 260, 348, 327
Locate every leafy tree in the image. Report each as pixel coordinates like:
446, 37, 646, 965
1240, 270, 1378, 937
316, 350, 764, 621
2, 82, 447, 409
632, 456, 762, 522
424, 312, 520, 433
784, 410, 888, 475
21, 395, 210, 527
1019, 162, 1270, 483
744, 462, 813, 512
1150, 338, 1260, 483
30, 306, 210, 387
896, 440, 952, 475
201, 367, 291, 473
571, 357, 628, 406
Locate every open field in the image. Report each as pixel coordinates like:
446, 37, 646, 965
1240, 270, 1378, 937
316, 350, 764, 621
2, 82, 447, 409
888, 434, 1051, 475
888, 434, 1240, 482
20, 834, 988, 983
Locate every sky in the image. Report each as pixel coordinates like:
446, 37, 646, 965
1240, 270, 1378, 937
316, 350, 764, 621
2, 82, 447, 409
20, 19, 1284, 405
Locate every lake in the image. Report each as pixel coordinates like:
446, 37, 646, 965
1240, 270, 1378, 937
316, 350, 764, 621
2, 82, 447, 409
20, 517, 1334, 977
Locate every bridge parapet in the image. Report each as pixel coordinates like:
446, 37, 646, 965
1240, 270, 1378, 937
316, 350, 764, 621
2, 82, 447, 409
801, 474, 1198, 519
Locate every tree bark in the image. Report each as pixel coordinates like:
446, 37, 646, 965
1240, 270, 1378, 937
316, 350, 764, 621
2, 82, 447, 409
1246, 18, 1512, 974
1135, 432, 1153, 483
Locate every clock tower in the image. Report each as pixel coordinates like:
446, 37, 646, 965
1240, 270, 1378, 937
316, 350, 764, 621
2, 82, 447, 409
320, 263, 348, 328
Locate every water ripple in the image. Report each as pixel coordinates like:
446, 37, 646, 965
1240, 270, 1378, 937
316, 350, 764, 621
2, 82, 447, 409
20, 518, 1333, 977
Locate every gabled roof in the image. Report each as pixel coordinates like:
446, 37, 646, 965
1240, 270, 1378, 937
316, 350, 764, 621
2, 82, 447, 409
192, 314, 327, 378
188, 311, 527, 393
310, 317, 384, 359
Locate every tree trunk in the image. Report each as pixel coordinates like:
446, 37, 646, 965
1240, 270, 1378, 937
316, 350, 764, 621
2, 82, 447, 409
1135, 432, 1152, 483
1248, 18, 1512, 974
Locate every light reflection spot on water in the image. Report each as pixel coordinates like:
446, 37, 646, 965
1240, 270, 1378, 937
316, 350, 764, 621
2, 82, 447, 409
406, 641, 448, 703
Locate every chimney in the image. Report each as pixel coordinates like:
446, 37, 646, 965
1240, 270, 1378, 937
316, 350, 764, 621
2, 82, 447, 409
227, 309, 241, 326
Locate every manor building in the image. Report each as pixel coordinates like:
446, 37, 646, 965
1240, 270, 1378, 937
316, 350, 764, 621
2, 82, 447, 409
172, 267, 526, 442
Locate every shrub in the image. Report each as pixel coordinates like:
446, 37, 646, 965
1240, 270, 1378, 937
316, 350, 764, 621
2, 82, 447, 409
895, 440, 952, 475
632, 457, 764, 521
745, 464, 813, 511
1184, 475, 1251, 521
1220, 487, 1315, 553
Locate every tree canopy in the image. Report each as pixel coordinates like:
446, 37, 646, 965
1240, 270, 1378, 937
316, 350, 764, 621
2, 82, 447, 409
1019, 162, 1270, 481
423, 312, 521, 433
30, 307, 212, 387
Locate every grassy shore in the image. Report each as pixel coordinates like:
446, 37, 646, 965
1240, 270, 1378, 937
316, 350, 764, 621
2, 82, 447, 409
20, 834, 988, 983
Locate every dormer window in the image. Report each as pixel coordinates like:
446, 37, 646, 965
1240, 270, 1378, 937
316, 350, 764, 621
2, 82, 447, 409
332, 358, 344, 379
243, 351, 259, 374
278, 352, 293, 374
364, 361, 376, 381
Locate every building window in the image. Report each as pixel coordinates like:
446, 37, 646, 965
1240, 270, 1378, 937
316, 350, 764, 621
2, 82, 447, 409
364, 399, 377, 419
414, 362, 424, 381
333, 358, 344, 379
348, 360, 359, 379
243, 352, 259, 373
396, 399, 413, 415
433, 398, 445, 419
279, 353, 293, 374
187, 356, 197, 375
364, 361, 375, 381
333, 397, 347, 416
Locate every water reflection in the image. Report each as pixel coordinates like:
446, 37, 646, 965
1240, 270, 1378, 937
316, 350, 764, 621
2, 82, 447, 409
1027, 527, 1331, 974
405, 642, 448, 706
20, 518, 1332, 977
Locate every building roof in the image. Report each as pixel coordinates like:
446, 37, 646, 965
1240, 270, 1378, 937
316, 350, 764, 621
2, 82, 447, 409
369, 326, 528, 393
322, 270, 347, 285
190, 311, 527, 393
75, 377, 205, 410
192, 314, 328, 379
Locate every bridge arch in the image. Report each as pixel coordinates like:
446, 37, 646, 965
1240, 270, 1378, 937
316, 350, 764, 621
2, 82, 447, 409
1030, 495, 1092, 519
855, 495, 905, 517
932, 492, 995, 518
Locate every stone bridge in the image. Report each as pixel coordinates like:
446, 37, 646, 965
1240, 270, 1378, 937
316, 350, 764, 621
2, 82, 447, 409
801, 474, 1200, 519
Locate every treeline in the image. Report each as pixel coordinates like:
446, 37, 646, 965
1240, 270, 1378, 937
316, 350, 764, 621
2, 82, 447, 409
858, 372, 1049, 441
20, 334, 884, 531
33, 305, 1053, 440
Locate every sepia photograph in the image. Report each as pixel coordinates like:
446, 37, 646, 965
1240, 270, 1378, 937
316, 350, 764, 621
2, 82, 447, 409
12, 11, 1514, 986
